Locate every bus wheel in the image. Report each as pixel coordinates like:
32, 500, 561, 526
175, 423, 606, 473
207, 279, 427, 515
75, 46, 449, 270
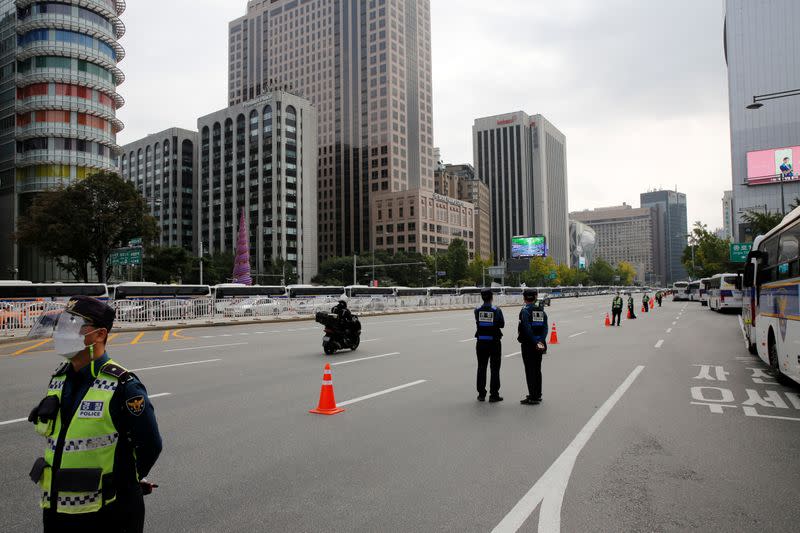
768, 330, 792, 385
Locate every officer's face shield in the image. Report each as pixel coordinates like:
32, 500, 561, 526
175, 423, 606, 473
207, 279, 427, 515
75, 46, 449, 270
27, 305, 91, 340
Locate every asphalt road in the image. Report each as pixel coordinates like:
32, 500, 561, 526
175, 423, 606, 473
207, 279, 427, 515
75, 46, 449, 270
1, 295, 799, 532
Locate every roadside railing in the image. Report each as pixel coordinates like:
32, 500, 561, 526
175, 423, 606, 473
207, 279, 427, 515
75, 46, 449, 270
0, 291, 606, 338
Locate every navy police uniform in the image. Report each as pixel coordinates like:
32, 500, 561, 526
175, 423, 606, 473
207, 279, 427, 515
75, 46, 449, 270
42, 354, 162, 532
518, 297, 548, 403
474, 299, 505, 400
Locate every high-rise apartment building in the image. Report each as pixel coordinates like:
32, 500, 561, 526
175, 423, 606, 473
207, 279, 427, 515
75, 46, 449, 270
437, 164, 491, 260
640, 190, 687, 284
473, 112, 568, 265
197, 91, 318, 284
0, 0, 126, 281
571, 204, 664, 285
118, 128, 198, 251
228, 0, 434, 261
725, 0, 800, 240
722, 190, 734, 241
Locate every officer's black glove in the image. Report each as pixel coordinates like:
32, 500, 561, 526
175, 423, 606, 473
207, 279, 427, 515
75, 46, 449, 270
140, 479, 159, 495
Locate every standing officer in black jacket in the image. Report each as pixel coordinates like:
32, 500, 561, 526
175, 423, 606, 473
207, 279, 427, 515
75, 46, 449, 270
611, 292, 624, 326
474, 289, 505, 402
518, 289, 548, 405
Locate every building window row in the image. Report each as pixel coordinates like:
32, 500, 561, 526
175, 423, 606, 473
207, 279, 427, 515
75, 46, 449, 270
19, 29, 116, 60
18, 3, 115, 34
18, 56, 114, 83
17, 82, 116, 109
17, 136, 110, 156
17, 110, 118, 133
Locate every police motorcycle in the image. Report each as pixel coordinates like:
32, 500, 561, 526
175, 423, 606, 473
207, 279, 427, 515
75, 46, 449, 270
314, 301, 362, 355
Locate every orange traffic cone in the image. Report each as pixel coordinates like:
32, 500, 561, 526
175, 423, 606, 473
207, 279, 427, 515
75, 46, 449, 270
641, 305, 645, 313
549, 323, 559, 344
309, 363, 344, 415
604, 313, 611, 327
650, 299, 655, 309
627, 308, 632, 319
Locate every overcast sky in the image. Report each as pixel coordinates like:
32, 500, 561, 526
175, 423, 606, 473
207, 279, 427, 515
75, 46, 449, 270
118, 0, 730, 229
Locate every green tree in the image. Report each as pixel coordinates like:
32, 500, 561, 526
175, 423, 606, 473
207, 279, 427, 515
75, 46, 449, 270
555, 263, 576, 286
741, 209, 784, 238
521, 256, 557, 287
190, 251, 235, 286
258, 258, 299, 286
14, 171, 157, 282
466, 255, 493, 286
446, 238, 469, 285
682, 222, 735, 279
588, 258, 615, 285
143, 246, 193, 284
616, 261, 637, 285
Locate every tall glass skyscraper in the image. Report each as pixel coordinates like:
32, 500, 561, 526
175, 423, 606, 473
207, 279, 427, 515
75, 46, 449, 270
228, 0, 434, 261
0, 0, 126, 281
641, 189, 687, 284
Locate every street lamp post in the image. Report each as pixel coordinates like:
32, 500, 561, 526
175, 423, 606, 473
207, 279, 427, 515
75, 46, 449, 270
746, 88, 800, 110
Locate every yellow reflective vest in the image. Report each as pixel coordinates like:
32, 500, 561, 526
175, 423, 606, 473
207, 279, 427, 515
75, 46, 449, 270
33, 360, 128, 514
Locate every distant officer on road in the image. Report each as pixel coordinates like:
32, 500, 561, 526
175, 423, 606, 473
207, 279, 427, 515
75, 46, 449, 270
611, 292, 624, 326
518, 289, 548, 405
656, 291, 663, 307
474, 289, 505, 402
27, 296, 162, 533
627, 293, 637, 319
642, 292, 650, 313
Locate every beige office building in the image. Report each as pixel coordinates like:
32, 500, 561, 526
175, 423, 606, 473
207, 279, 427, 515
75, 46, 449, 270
570, 203, 665, 285
436, 164, 491, 260
228, 0, 435, 261
370, 189, 476, 260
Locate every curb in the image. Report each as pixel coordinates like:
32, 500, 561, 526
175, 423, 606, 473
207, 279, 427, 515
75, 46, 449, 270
0, 305, 477, 346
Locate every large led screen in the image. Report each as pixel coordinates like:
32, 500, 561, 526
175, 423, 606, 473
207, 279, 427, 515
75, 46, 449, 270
511, 235, 547, 258
747, 146, 800, 185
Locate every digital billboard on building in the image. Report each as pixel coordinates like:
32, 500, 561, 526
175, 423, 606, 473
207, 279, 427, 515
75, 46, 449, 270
746, 145, 800, 185
511, 235, 547, 258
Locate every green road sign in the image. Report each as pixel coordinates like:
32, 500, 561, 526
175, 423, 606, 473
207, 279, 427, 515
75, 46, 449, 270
730, 242, 752, 263
110, 247, 143, 266
128, 237, 143, 247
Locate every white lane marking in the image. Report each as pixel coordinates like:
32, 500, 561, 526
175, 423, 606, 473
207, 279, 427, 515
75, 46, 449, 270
583, 315, 592, 319
133, 359, 222, 371
219, 334, 233, 337
331, 352, 400, 366
238, 333, 250, 335
0, 417, 28, 426
360, 338, 380, 343
569, 331, 587, 339
338, 380, 427, 407
743, 406, 800, 422
163, 342, 247, 353
1, 393, 173, 426
459, 338, 476, 343
433, 328, 458, 333
666, 328, 672, 333
655, 339, 664, 349
504, 351, 521, 358
200, 335, 215, 339
491, 365, 645, 533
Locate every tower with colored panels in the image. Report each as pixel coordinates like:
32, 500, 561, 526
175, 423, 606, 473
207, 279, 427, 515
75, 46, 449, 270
0, 0, 126, 280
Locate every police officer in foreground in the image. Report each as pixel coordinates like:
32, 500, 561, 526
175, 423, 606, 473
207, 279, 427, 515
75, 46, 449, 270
627, 292, 637, 319
27, 296, 162, 532
518, 289, 548, 405
611, 291, 623, 326
474, 289, 505, 402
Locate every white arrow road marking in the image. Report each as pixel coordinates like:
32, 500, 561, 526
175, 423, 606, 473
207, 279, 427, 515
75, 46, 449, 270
491, 365, 645, 533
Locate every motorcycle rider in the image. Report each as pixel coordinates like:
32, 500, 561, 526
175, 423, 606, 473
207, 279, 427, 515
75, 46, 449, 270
332, 300, 352, 322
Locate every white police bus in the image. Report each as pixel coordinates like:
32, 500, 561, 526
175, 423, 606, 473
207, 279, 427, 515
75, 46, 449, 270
742, 206, 800, 385
672, 281, 689, 301
706, 273, 742, 312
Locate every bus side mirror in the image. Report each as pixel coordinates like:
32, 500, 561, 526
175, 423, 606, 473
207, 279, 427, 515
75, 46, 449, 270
743, 263, 754, 288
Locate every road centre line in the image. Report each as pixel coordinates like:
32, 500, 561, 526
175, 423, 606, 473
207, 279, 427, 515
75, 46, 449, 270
569, 331, 587, 338
360, 338, 380, 342
504, 351, 521, 358
1, 392, 173, 427
672, 321, 677, 326
133, 359, 222, 372
666, 328, 672, 333
655, 339, 665, 348
331, 352, 399, 366
433, 328, 458, 333
491, 365, 645, 533
163, 343, 247, 353
459, 338, 476, 343
130, 332, 145, 345
12, 339, 51, 356
338, 380, 427, 407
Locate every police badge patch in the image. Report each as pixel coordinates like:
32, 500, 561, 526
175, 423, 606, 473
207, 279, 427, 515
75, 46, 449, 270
126, 396, 145, 416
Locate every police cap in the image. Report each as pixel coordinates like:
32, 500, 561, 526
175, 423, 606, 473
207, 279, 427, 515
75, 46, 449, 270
65, 295, 115, 331
523, 288, 538, 300
480, 288, 493, 299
